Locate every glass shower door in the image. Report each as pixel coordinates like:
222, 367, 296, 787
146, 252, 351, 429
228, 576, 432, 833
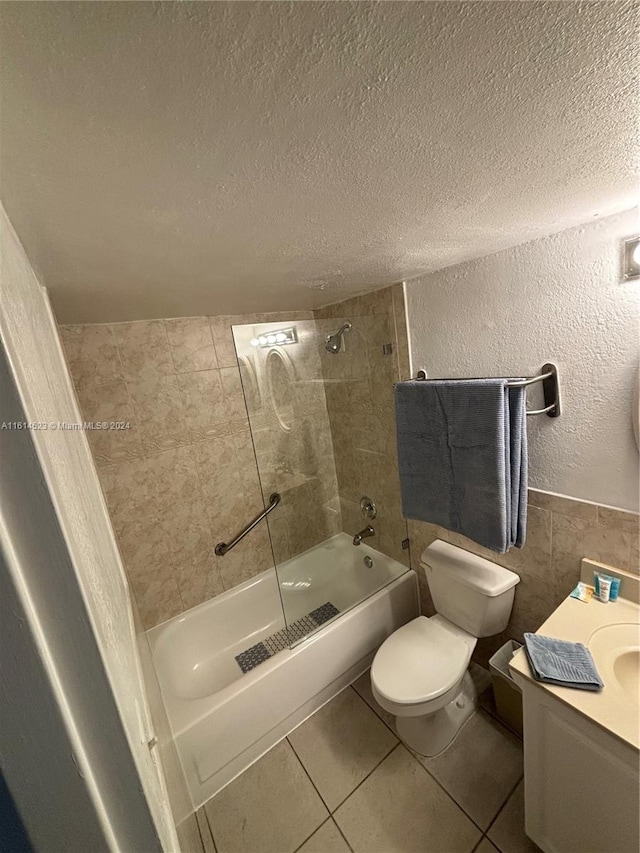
232, 313, 409, 648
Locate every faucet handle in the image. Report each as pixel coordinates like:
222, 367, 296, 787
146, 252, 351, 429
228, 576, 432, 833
360, 496, 377, 520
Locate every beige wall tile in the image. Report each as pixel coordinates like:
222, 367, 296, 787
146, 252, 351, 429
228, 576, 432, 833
59, 323, 122, 385
113, 320, 173, 379
629, 538, 640, 575
175, 549, 216, 611
219, 366, 247, 420
148, 445, 206, 513
98, 456, 162, 525
406, 518, 449, 616
315, 285, 409, 571
194, 434, 262, 525
127, 374, 189, 452
165, 317, 218, 372
116, 517, 172, 572
209, 314, 242, 367
74, 377, 143, 465
552, 511, 631, 576
177, 369, 227, 434
178, 366, 247, 440
597, 505, 640, 535
527, 489, 598, 521
507, 572, 563, 640
65, 311, 338, 628
215, 525, 274, 591
130, 571, 183, 630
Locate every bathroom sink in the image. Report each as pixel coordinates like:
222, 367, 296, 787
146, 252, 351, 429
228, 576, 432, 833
588, 623, 640, 707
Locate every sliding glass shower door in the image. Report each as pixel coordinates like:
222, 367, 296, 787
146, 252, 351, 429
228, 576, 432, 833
232, 313, 409, 647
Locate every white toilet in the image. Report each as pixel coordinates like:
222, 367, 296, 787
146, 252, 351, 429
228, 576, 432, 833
371, 539, 520, 757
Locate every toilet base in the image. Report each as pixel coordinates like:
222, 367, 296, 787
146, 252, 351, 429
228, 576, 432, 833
395, 671, 478, 757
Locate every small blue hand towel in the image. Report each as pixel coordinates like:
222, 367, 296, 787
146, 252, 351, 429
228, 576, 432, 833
524, 633, 604, 691
394, 378, 527, 553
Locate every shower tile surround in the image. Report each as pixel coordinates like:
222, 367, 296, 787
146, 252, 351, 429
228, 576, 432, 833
60, 286, 411, 630
60, 282, 638, 642
315, 283, 412, 569
59, 310, 339, 628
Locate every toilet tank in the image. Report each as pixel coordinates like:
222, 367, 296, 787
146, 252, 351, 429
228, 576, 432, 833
421, 540, 520, 637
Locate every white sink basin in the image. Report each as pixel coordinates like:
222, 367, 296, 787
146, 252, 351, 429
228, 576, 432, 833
588, 623, 640, 707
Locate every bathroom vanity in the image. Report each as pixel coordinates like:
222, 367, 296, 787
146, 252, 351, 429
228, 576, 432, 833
510, 561, 640, 853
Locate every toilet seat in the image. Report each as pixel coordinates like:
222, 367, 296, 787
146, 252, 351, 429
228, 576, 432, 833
371, 616, 473, 713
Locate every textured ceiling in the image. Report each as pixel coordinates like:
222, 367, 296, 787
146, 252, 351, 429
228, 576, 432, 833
1, 1, 637, 323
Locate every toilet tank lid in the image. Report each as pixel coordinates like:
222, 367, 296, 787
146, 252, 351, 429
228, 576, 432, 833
420, 539, 520, 596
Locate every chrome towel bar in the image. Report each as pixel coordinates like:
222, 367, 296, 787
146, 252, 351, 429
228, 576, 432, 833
411, 363, 561, 418
214, 492, 281, 556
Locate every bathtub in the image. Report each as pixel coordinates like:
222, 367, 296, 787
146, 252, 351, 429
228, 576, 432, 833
148, 533, 418, 808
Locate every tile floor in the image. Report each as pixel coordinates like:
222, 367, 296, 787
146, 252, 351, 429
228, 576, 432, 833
194, 669, 541, 853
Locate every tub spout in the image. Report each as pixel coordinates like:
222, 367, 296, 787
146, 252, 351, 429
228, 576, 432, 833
353, 525, 375, 546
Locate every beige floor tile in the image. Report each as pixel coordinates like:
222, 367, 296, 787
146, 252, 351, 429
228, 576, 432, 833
351, 670, 396, 731
488, 781, 542, 853
415, 709, 523, 830
288, 687, 398, 811
296, 819, 351, 853
334, 745, 481, 853
204, 740, 328, 853
475, 839, 500, 853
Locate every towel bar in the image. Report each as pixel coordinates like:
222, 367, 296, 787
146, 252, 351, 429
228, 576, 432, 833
411, 363, 561, 418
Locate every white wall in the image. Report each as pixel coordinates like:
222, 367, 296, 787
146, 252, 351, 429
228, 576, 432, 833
0, 203, 180, 850
405, 209, 639, 512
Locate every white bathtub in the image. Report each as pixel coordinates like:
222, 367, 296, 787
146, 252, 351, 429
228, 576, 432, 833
148, 534, 418, 808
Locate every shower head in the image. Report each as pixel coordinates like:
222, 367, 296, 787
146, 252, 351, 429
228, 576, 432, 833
325, 322, 352, 354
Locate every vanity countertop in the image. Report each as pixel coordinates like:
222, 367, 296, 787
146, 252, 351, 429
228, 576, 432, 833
510, 562, 640, 751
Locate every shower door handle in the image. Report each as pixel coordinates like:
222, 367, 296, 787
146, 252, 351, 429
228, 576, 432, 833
214, 493, 280, 556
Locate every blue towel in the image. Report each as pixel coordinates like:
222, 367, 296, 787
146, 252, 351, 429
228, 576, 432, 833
524, 633, 603, 691
395, 378, 527, 553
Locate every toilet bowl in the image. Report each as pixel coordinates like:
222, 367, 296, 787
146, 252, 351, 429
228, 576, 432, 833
371, 539, 519, 756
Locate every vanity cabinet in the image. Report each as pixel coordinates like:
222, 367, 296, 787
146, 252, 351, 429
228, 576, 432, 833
513, 676, 639, 853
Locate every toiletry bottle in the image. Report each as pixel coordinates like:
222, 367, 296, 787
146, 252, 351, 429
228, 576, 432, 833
593, 571, 600, 595
598, 575, 612, 603
609, 577, 621, 602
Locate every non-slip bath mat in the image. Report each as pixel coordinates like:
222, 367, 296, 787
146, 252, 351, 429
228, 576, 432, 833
309, 602, 340, 625
234, 601, 341, 674
235, 642, 271, 674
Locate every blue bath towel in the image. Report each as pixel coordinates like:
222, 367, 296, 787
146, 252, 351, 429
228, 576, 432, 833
524, 633, 603, 691
394, 378, 527, 553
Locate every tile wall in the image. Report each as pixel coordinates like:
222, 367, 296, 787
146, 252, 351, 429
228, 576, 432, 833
314, 283, 412, 567
408, 489, 639, 665
60, 310, 341, 628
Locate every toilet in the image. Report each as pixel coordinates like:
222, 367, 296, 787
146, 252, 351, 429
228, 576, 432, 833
371, 539, 520, 757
